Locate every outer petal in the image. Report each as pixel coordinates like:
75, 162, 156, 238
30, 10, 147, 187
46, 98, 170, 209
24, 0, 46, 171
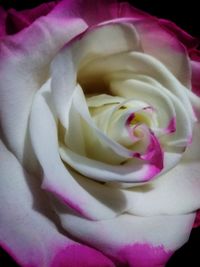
103, 2, 192, 88
57, 206, 195, 267
132, 19, 191, 88
158, 19, 200, 97
159, 19, 199, 49
0, 1, 87, 171
0, 140, 114, 267
5, 2, 56, 35
190, 49, 200, 97
52, 0, 116, 25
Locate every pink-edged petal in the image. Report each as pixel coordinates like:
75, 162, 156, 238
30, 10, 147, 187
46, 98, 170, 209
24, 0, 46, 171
0, 2, 87, 170
190, 49, 200, 97
125, 123, 200, 215
109, 1, 153, 21
0, 140, 114, 267
29, 80, 129, 219
58, 207, 195, 267
60, 85, 162, 183
110, 78, 193, 147
159, 19, 199, 49
132, 19, 191, 88
157, 19, 200, 101
52, 0, 149, 29
6, 2, 56, 35
51, 244, 115, 267
102, 2, 192, 88
60, 146, 160, 183
52, 0, 116, 25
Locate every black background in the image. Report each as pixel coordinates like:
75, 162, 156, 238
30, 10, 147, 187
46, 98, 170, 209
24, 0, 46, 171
0, 0, 200, 266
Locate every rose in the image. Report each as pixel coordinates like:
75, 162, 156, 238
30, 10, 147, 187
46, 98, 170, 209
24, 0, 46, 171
0, 1, 200, 267
1, 1, 200, 267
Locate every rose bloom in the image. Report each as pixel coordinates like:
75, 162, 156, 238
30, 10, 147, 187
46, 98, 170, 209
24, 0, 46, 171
0, 1, 200, 266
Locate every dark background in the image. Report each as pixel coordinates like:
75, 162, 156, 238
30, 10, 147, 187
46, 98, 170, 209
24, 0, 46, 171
0, 0, 199, 266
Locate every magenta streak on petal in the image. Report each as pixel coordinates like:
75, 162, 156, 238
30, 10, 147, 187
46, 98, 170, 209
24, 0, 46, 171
125, 113, 140, 143
125, 114, 163, 180
142, 130, 163, 169
51, 244, 115, 267
187, 134, 193, 145
133, 125, 164, 177
142, 133, 164, 181
42, 180, 92, 220
165, 117, 176, 134
133, 152, 141, 158
138, 129, 164, 181
142, 165, 161, 182
117, 243, 173, 267
126, 113, 135, 125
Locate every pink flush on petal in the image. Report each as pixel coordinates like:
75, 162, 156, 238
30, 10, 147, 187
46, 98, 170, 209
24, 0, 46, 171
117, 243, 173, 267
5, 2, 57, 35
138, 129, 164, 181
125, 113, 140, 143
139, 128, 164, 172
125, 113, 164, 181
51, 244, 115, 267
126, 113, 135, 126
165, 117, 176, 134
142, 165, 161, 182
42, 181, 92, 220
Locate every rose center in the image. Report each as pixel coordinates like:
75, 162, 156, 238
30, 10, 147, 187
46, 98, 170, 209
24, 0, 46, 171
87, 94, 158, 150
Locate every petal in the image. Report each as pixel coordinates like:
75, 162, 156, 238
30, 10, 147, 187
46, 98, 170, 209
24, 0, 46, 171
110, 78, 175, 133
135, 20, 191, 88
51, 22, 141, 127
29, 80, 128, 220
80, 51, 195, 124
58, 207, 195, 267
126, 123, 200, 215
51, 244, 115, 267
60, 146, 159, 183
190, 49, 200, 97
110, 1, 153, 21
159, 19, 199, 49
60, 85, 162, 183
185, 86, 200, 121
80, 51, 195, 147
52, 0, 116, 25
0, 140, 114, 267
109, 3, 192, 88
110, 78, 192, 148
0, 1, 87, 171
6, 2, 56, 35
